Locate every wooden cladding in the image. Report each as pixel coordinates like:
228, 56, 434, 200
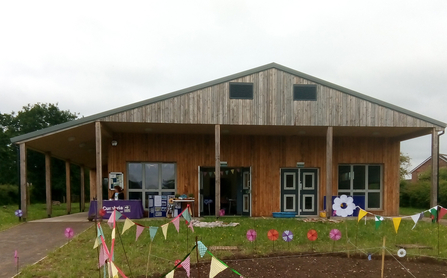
107, 133, 400, 216
100, 68, 437, 129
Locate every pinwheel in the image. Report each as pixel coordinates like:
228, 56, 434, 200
307, 229, 318, 241
282, 230, 293, 242
329, 229, 342, 241
64, 227, 74, 239
246, 229, 257, 242
268, 229, 279, 251
14, 210, 23, 217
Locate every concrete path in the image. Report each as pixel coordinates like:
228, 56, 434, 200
0, 212, 93, 278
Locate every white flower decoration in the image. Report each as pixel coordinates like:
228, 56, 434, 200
332, 195, 356, 217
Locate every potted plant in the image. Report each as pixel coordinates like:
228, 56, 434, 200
175, 193, 181, 199
188, 193, 195, 199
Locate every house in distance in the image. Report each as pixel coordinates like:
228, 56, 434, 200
11, 63, 446, 219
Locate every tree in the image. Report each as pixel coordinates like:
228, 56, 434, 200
0, 103, 79, 203
400, 152, 411, 180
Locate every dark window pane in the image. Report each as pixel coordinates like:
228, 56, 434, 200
338, 166, 351, 190
353, 166, 366, 190
368, 192, 381, 208
304, 174, 313, 189
368, 166, 381, 189
293, 85, 317, 101
145, 163, 159, 189
285, 196, 294, 210
128, 192, 142, 201
285, 174, 295, 188
304, 196, 313, 210
128, 163, 143, 189
162, 164, 176, 189
229, 83, 253, 99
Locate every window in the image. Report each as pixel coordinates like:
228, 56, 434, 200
293, 84, 317, 101
338, 164, 382, 209
127, 162, 176, 209
229, 83, 253, 99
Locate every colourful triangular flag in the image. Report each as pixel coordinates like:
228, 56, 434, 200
122, 218, 135, 235
411, 213, 420, 229
149, 226, 158, 241
357, 209, 367, 222
98, 244, 106, 267
439, 208, 447, 220
136, 225, 145, 241
165, 269, 175, 278
197, 241, 207, 258
111, 228, 116, 240
183, 207, 192, 223
93, 237, 100, 249
108, 210, 116, 228
172, 217, 180, 233
375, 216, 383, 230
430, 207, 438, 223
115, 211, 122, 221
181, 255, 191, 277
231, 169, 234, 174
188, 221, 194, 233
393, 217, 402, 233
97, 225, 105, 238
161, 223, 169, 240
110, 261, 119, 278
209, 256, 228, 278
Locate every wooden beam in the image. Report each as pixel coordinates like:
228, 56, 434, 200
95, 121, 103, 213
431, 128, 439, 207
45, 152, 52, 217
20, 143, 27, 221
66, 160, 71, 214
326, 126, 333, 218
80, 165, 85, 212
215, 124, 221, 217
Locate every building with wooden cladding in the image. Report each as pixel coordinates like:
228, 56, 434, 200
11, 63, 446, 219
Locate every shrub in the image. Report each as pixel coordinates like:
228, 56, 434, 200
0, 184, 19, 205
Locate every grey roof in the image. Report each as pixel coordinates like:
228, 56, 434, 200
410, 154, 447, 173
11, 62, 447, 143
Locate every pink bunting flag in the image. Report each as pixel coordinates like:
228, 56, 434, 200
98, 244, 106, 267
172, 217, 180, 233
136, 225, 145, 241
188, 222, 194, 233
181, 255, 191, 277
107, 210, 116, 228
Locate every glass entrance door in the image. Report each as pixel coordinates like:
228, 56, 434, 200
281, 168, 318, 216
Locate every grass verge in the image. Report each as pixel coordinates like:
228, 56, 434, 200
17, 214, 447, 277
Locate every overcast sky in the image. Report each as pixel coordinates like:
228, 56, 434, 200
1, 1, 446, 172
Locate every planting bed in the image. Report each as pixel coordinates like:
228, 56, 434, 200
147, 253, 447, 278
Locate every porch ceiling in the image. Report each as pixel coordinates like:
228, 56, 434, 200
22, 122, 433, 169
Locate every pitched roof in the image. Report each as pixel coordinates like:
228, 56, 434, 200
11, 62, 447, 144
410, 154, 447, 173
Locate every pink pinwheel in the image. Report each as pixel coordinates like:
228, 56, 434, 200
246, 229, 257, 242
329, 229, 342, 241
64, 227, 74, 239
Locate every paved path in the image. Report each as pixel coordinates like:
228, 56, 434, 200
0, 212, 93, 278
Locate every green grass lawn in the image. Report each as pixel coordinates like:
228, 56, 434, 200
16, 212, 447, 278
0, 202, 89, 231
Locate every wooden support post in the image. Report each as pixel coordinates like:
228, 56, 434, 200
95, 121, 103, 213
431, 128, 439, 208
381, 236, 386, 278
90, 169, 96, 201
80, 166, 85, 212
45, 152, 52, 217
66, 160, 71, 214
215, 124, 221, 217
20, 143, 27, 221
326, 126, 333, 218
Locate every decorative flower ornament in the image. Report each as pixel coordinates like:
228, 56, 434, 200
246, 229, 257, 242
329, 229, 342, 241
15, 210, 23, 217
332, 195, 356, 217
397, 249, 406, 257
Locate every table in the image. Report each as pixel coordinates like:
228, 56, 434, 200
89, 200, 144, 219
172, 199, 195, 217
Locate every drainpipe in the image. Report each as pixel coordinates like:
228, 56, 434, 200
437, 130, 445, 205
16, 145, 21, 221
